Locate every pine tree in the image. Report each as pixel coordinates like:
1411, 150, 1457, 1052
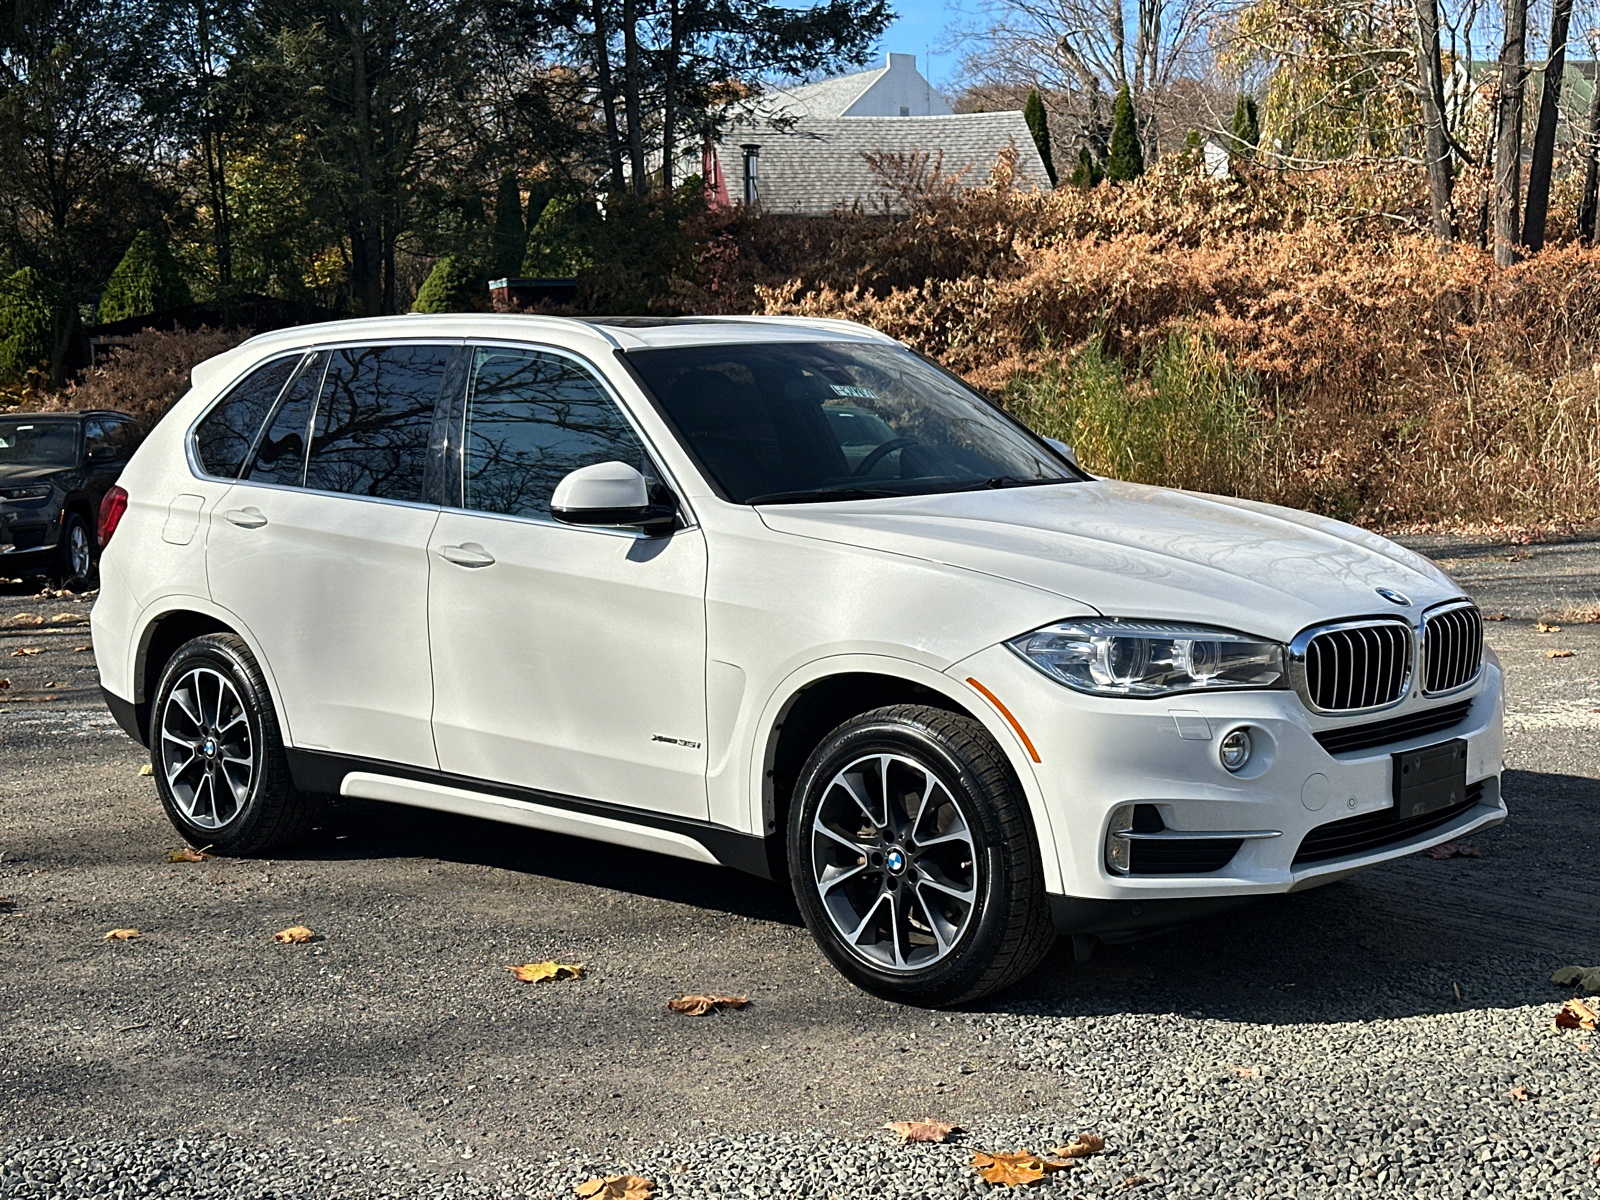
1023, 88, 1057, 186
1231, 95, 1260, 162
0, 268, 55, 383
1105, 85, 1144, 182
1068, 146, 1103, 188
491, 170, 526, 280
97, 231, 193, 324
412, 256, 479, 313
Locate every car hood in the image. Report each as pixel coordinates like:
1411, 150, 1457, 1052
756, 480, 1462, 643
0, 465, 70, 487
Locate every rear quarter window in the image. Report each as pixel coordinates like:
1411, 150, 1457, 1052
193, 355, 304, 478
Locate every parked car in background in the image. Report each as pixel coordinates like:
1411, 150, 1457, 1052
0, 410, 145, 588
90, 315, 1505, 1005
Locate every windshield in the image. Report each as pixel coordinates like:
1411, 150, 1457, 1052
626, 342, 1075, 503
0, 420, 77, 469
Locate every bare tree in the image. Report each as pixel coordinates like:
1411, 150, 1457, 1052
1492, 0, 1528, 267
1414, 0, 1454, 243
1580, 36, 1600, 243
1520, 0, 1572, 252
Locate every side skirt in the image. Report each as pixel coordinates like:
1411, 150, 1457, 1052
285, 748, 774, 879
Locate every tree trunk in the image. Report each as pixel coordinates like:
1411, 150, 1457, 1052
590, 0, 625, 191
1579, 64, 1600, 242
347, 14, 384, 315
1414, 0, 1454, 243
660, 0, 680, 194
1492, 0, 1528, 266
621, 0, 646, 196
1521, 0, 1572, 251
196, 2, 233, 297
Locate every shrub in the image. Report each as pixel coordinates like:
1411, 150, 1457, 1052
62, 326, 250, 425
1106, 86, 1145, 182
1023, 89, 1057, 186
1068, 146, 1103, 189
98, 231, 194, 324
491, 170, 527, 280
0, 268, 55, 385
1231, 95, 1261, 162
412, 255, 481, 313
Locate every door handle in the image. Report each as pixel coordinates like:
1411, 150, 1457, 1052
224, 507, 268, 529
438, 542, 495, 568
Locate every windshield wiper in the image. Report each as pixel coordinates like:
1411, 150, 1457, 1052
938, 476, 1071, 492
745, 486, 901, 505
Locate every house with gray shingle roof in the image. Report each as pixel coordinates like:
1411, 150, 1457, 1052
702, 54, 1053, 215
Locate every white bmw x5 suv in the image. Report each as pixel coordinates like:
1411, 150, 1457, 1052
92, 314, 1506, 1005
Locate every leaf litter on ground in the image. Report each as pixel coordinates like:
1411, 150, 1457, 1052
1550, 965, 1600, 994
666, 993, 748, 1015
273, 925, 316, 944
507, 961, 583, 983
10, 647, 40, 656
574, 1175, 653, 1199
1051, 1133, 1106, 1158
138, 763, 154, 776
169, 846, 215, 863
1554, 998, 1599, 1031
884, 1120, 959, 1144
970, 1151, 1068, 1186
103, 929, 141, 941
1547, 649, 1576, 659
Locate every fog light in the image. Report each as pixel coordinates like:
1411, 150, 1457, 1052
1105, 803, 1135, 874
1219, 728, 1252, 773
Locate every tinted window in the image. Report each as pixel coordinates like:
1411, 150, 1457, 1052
0, 420, 77, 468
627, 342, 1071, 503
194, 355, 301, 478
246, 353, 326, 488
304, 345, 451, 501
460, 348, 650, 520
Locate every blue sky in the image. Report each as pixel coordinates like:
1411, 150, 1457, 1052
872, 0, 969, 90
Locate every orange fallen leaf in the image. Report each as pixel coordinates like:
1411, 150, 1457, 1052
507, 960, 583, 982
885, 1120, 959, 1143
74, 644, 92, 653
1122, 1176, 1153, 1189
1483, 611, 1508, 621
103, 928, 141, 940
4, 614, 45, 626
971, 1151, 1065, 1186
1423, 842, 1481, 860
50, 613, 87, 624
574, 1175, 654, 1199
667, 993, 748, 1015
273, 925, 315, 944
1051, 1133, 1106, 1158
1535, 622, 1561, 633
1555, 998, 1599, 1031
1509, 1086, 1532, 1102
1547, 649, 1576, 659
10, 647, 41, 657
168, 846, 214, 863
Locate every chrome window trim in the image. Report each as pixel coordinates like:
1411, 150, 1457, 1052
1420, 598, 1484, 698
1287, 616, 1414, 717
216, 475, 444, 515
454, 337, 700, 533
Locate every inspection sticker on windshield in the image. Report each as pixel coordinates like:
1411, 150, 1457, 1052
831, 384, 878, 399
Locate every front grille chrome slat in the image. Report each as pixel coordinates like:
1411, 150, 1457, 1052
1423, 602, 1483, 695
1291, 619, 1412, 715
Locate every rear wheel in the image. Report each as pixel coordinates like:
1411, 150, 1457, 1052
789, 704, 1055, 1006
50, 511, 93, 589
150, 633, 314, 855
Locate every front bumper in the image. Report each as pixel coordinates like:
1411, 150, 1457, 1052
950, 643, 1506, 920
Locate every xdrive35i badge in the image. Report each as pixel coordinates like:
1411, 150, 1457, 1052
1375, 587, 1412, 606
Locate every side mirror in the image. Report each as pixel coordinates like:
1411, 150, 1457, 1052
88, 446, 116, 463
551, 461, 676, 533
1045, 437, 1081, 470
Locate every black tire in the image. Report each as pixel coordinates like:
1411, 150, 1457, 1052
788, 704, 1056, 1006
50, 510, 95, 589
149, 633, 315, 855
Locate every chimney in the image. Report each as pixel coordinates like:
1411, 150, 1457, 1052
887, 53, 916, 71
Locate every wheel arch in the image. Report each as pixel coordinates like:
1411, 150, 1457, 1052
129, 600, 288, 746
751, 656, 1064, 893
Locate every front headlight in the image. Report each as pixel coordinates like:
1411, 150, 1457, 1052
1007, 619, 1287, 698
0, 485, 51, 502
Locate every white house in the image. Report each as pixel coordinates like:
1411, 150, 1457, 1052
703, 54, 1053, 215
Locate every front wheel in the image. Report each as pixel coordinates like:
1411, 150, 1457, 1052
50, 511, 94, 589
150, 633, 315, 855
789, 704, 1055, 1006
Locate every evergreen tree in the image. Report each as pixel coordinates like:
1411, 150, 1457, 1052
522, 194, 599, 278
1231, 94, 1260, 162
1105, 85, 1144, 182
1023, 88, 1057, 185
412, 255, 478, 312
1068, 146, 1103, 188
0, 268, 56, 383
491, 170, 526, 280
97, 231, 193, 324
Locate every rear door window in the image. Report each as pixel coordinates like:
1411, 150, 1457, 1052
245, 352, 327, 488
305, 345, 455, 502
194, 354, 303, 479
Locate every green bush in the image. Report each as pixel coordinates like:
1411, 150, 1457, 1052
1068, 146, 1103, 188
412, 255, 480, 313
0, 268, 55, 384
521, 193, 600, 278
1023, 89, 1057, 186
98, 231, 193, 324
491, 170, 527, 280
1106, 86, 1145, 183
1232, 95, 1261, 162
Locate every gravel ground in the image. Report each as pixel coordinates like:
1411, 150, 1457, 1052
2, 527, 1599, 1199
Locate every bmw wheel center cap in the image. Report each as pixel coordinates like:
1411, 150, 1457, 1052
885, 848, 907, 874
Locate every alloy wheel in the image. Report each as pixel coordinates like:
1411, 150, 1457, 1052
809, 752, 979, 972
159, 667, 254, 830
68, 520, 90, 581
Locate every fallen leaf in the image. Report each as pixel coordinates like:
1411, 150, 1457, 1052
74, 644, 92, 653
10, 646, 41, 656
971, 1151, 1065, 1187
103, 928, 141, 941
3, 614, 44, 626
1423, 842, 1481, 859
1483, 611, 1508, 621
885, 1120, 959, 1144
50, 612, 87, 624
1509, 1086, 1532, 1102
0, 679, 9, 691
1535, 622, 1562, 633
1547, 649, 1576, 659
574, 1175, 654, 1200
169, 846, 215, 863
1122, 1176, 1153, 1189
273, 925, 316, 944
507, 960, 582, 982
667, 993, 749, 1015
1554, 998, 1600, 1031
1051, 1133, 1106, 1158
1551, 965, 1593, 986
1453, 980, 1463, 1002
1231, 1066, 1257, 1077
138, 763, 154, 776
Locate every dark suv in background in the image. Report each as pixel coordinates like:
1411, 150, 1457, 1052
0, 410, 145, 588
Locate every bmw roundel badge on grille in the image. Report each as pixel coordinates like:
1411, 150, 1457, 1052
1375, 587, 1412, 606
